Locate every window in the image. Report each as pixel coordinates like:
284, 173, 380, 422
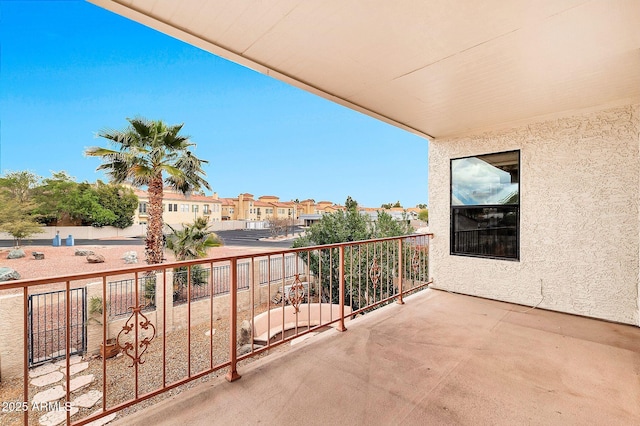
203, 204, 210, 214
181, 204, 188, 212
139, 202, 147, 214
451, 150, 519, 260
192, 205, 199, 213
168, 203, 178, 212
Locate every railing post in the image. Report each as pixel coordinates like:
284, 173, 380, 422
397, 238, 404, 305
226, 258, 241, 382
22, 287, 28, 426
337, 245, 347, 332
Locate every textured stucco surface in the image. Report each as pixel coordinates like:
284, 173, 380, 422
429, 104, 640, 325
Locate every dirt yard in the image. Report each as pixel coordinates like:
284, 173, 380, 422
0, 243, 279, 282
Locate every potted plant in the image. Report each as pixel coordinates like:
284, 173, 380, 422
100, 338, 119, 359
90, 296, 120, 358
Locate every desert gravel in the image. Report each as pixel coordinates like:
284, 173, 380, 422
0, 243, 288, 426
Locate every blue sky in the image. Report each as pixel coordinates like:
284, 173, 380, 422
0, 0, 429, 208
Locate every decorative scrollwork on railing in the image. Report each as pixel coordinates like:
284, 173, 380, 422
288, 274, 306, 313
411, 251, 421, 274
369, 259, 381, 289
117, 305, 156, 367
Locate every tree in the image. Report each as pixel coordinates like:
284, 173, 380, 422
293, 201, 414, 309
0, 173, 43, 246
32, 171, 78, 225
33, 172, 137, 228
0, 171, 40, 202
86, 118, 211, 264
345, 196, 358, 211
0, 171, 42, 246
0, 194, 43, 246
381, 201, 403, 209
371, 210, 413, 238
416, 203, 427, 209
94, 181, 138, 228
165, 217, 222, 262
418, 209, 429, 222
165, 217, 222, 300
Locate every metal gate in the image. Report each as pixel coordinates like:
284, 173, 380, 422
28, 288, 87, 367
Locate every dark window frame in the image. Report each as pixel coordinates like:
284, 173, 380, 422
450, 150, 520, 261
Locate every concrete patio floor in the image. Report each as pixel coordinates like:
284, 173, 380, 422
114, 289, 640, 425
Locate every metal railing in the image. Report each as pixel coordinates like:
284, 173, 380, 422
0, 234, 431, 425
107, 276, 157, 317
257, 254, 306, 285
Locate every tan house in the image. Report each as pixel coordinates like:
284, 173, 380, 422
134, 189, 222, 226
255, 195, 297, 220
297, 199, 317, 215
218, 197, 236, 221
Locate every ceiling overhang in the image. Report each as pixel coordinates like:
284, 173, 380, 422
89, 0, 640, 140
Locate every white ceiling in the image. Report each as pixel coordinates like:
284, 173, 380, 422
90, 0, 640, 139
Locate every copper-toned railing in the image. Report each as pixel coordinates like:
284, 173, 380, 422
0, 234, 431, 425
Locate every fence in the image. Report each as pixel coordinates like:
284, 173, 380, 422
0, 233, 431, 426
150, 261, 252, 306
258, 254, 307, 285
28, 288, 86, 366
107, 275, 157, 317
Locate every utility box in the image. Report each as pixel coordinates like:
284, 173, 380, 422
65, 235, 74, 246
52, 234, 61, 247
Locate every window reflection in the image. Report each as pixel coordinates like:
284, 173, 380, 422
451, 150, 519, 260
451, 151, 519, 206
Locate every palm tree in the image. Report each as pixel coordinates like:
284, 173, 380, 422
165, 217, 222, 300
165, 217, 222, 262
86, 118, 211, 264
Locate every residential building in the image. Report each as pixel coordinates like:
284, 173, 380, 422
256, 195, 297, 220
133, 189, 222, 225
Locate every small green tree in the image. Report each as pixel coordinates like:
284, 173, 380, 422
0, 171, 43, 245
293, 200, 414, 309
165, 217, 222, 301
165, 217, 222, 261
0, 190, 43, 246
418, 209, 429, 222
371, 210, 413, 237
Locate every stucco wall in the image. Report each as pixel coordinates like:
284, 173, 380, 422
429, 104, 640, 325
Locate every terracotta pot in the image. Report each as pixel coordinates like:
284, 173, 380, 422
100, 338, 119, 359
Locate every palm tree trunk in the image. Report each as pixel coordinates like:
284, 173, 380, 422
146, 175, 164, 264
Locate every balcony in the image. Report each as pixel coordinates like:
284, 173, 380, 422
1, 233, 639, 425
116, 289, 640, 425
0, 234, 431, 425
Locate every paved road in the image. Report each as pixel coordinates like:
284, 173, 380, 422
215, 228, 302, 248
0, 228, 302, 249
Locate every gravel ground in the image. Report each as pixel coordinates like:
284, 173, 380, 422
0, 245, 278, 297
0, 244, 290, 426
0, 302, 288, 426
